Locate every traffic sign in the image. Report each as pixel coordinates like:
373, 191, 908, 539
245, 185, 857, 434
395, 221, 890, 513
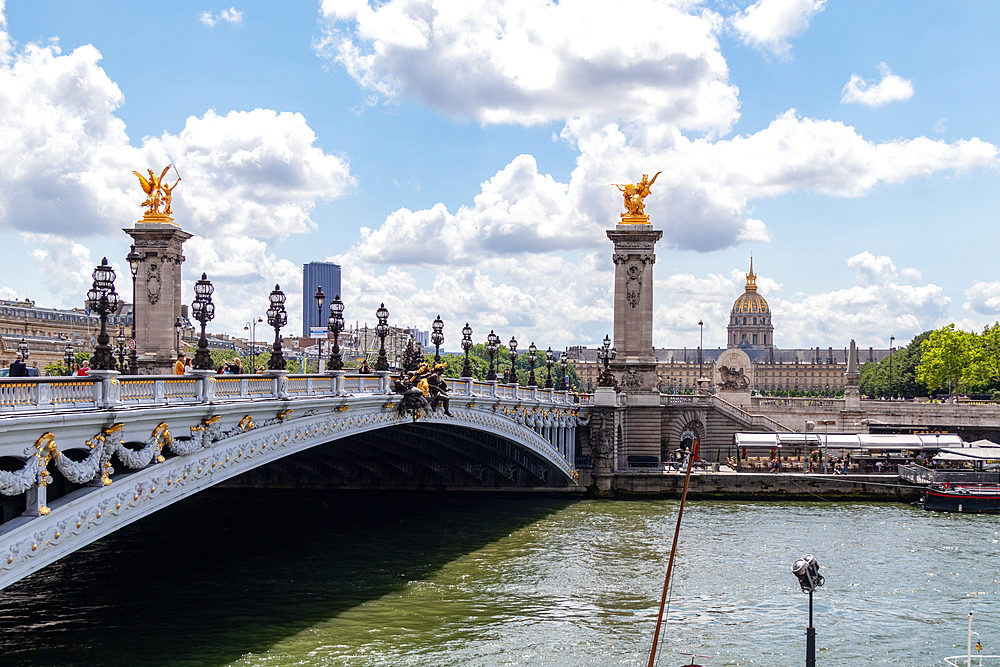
127, 339, 136, 350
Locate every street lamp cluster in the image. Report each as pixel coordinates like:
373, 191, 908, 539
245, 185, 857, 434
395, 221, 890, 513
75, 251, 575, 387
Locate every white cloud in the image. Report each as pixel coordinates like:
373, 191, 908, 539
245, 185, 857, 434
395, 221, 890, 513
0, 30, 353, 335
732, 0, 826, 58
650, 253, 951, 349
200, 7, 244, 27
935, 118, 947, 134
0, 0, 10, 65
157, 108, 354, 243
963, 281, 1000, 315
318, 0, 740, 136
0, 286, 16, 300
841, 63, 914, 108
22, 232, 98, 307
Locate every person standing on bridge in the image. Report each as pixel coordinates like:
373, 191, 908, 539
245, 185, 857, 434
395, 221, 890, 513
174, 352, 186, 375
8, 353, 28, 377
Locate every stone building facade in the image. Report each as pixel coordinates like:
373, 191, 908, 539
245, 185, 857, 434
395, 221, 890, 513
567, 258, 891, 393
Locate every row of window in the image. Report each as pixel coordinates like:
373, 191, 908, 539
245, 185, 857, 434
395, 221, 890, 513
732, 316, 770, 326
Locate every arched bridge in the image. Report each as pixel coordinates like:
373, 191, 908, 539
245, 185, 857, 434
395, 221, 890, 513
0, 371, 589, 590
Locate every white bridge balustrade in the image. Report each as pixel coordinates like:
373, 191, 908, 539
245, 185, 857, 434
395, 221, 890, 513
0, 372, 588, 591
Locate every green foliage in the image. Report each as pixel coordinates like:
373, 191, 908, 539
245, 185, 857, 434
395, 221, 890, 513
910, 322, 1000, 395
418, 343, 579, 387
917, 325, 976, 393
858, 331, 930, 398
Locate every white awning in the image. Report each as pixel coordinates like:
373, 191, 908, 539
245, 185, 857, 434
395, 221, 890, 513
934, 446, 1000, 461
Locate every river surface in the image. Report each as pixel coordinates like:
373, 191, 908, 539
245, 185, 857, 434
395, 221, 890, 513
0, 490, 997, 667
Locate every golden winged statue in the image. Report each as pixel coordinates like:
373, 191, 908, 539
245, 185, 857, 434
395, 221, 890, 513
609, 171, 662, 222
133, 165, 181, 217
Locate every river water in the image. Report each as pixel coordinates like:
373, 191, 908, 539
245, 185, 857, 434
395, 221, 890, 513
0, 490, 997, 667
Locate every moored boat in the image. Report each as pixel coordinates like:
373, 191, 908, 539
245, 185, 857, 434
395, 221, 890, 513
923, 483, 1000, 513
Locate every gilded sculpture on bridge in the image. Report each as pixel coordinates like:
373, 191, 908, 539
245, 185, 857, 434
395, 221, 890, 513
610, 171, 661, 223
133, 165, 182, 219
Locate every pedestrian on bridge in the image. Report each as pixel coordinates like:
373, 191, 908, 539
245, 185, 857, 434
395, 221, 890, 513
174, 353, 186, 375
8, 353, 28, 377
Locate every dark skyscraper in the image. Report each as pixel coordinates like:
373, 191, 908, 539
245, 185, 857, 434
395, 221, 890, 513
302, 262, 342, 337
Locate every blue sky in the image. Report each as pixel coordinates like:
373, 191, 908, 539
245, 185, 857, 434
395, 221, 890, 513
0, 0, 997, 351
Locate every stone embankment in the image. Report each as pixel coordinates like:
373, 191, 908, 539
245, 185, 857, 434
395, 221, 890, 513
588, 471, 922, 501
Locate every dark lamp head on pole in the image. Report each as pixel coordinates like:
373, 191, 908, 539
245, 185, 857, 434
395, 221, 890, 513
127, 246, 142, 277
791, 554, 824, 593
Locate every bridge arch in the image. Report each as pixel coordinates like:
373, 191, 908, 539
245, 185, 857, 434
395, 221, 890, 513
0, 394, 583, 590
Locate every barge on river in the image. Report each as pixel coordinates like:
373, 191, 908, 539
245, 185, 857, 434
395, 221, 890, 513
923, 483, 1000, 514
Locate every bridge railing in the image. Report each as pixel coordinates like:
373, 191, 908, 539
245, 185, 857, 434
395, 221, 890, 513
899, 464, 1000, 486
0, 373, 582, 413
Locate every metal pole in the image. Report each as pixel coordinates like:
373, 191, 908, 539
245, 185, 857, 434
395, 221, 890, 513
806, 589, 816, 667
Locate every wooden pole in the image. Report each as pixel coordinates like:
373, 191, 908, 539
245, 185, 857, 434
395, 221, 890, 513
647, 441, 697, 667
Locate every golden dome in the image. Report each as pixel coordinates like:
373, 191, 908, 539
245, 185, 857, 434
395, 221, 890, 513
732, 258, 770, 315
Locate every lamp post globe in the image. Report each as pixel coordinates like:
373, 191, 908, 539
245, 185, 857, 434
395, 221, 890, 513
506, 336, 518, 384
544, 346, 554, 388
461, 322, 473, 378
374, 303, 390, 371
17, 338, 28, 361
485, 330, 499, 381
87, 257, 121, 371
430, 314, 445, 363
327, 294, 345, 371
266, 284, 288, 370
527, 341, 538, 387
191, 273, 216, 370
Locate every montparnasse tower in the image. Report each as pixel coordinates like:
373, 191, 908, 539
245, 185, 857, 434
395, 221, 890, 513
727, 258, 773, 349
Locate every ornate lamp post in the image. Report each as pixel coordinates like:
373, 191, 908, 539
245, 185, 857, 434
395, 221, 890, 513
63, 342, 75, 376
792, 554, 825, 667
327, 294, 345, 371
461, 322, 473, 378
266, 285, 288, 370
374, 303, 390, 371
244, 317, 263, 369
126, 245, 141, 374
486, 330, 499, 381
313, 286, 326, 373
86, 257, 121, 371
545, 347, 554, 388
559, 351, 568, 390
431, 315, 444, 363
17, 338, 28, 362
597, 334, 617, 387
115, 324, 127, 371
506, 336, 519, 384
174, 318, 182, 355
191, 273, 215, 370
526, 342, 538, 386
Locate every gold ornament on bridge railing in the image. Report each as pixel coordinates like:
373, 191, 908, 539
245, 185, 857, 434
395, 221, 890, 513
608, 171, 661, 224
133, 165, 181, 222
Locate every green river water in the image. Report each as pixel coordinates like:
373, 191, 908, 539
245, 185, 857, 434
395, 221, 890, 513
0, 490, 997, 667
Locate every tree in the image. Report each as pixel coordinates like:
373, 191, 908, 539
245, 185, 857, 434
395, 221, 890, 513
917, 324, 976, 393
965, 322, 1000, 393
859, 331, 931, 398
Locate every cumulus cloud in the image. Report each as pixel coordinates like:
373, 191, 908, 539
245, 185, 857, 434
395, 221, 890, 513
0, 27, 353, 334
318, 0, 740, 136
841, 63, 914, 108
649, 253, 951, 349
199, 7, 244, 27
0, 0, 10, 65
772, 252, 949, 346
963, 281, 1000, 315
732, 0, 826, 58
